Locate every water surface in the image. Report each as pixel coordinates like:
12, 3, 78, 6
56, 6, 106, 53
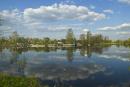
0, 46, 130, 87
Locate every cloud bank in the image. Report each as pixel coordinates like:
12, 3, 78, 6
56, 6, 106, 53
24, 4, 106, 22
98, 23, 130, 31
0, 4, 106, 38
97, 23, 130, 39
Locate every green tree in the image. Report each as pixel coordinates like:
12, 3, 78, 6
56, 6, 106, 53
86, 31, 92, 45
0, 16, 2, 26
0, 16, 3, 36
66, 28, 75, 44
80, 34, 86, 46
9, 31, 30, 47
44, 37, 50, 47
10, 31, 19, 46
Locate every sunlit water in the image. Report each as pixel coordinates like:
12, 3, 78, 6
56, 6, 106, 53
0, 45, 130, 87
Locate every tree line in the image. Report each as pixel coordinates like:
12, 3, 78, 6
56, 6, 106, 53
0, 28, 113, 48
0, 16, 130, 48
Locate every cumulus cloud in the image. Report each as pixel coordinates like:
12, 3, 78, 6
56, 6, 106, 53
97, 23, 130, 39
0, 9, 22, 26
98, 23, 130, 31
116, 32, 130, 35
0, 4, 106, 37
23, 4, 106, 22
118, 0, 130, 5
0, 9, 25, 36
103, 9, 114, 14
83, 29, 89, 32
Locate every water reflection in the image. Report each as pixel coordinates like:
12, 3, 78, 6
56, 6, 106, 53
1, 46, 130, 87
0, 46, 107, 80
27, 63, 105, 80
66, 47, 74, 62
0, 46, 109, 62
0, 48, 27, 76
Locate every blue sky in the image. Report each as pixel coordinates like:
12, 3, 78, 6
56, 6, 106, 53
0, 0, 130, 39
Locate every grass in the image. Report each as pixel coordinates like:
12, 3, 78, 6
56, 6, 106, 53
0, 73, 41, 87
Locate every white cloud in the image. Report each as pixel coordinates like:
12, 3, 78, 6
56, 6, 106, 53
97, 23, 130, 39
83, 29, 89, 32
103, 9, 114, 14
0, 9, 25, 36
0, 9, 22, 25
0, 4, 107, 38
98, 23, 130, 31
118, 0, 130, 5
24, 4, 106, 22
116, 32, 130, 35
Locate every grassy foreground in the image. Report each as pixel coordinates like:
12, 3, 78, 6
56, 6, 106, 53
0, 73, 42, 87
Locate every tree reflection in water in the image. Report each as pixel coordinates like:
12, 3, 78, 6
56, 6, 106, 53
0, 45, 114, 87
66, 47, 74, 62
0, 48, 27, 76
80, 46, 92, 57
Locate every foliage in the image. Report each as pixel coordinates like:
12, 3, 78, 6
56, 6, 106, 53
79, 31, 112, 46
1, 29, 126, 48
65, 28, 75, 44
0, 73, 40, 87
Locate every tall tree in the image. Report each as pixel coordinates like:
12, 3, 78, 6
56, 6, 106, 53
9, 31, 20, 46
80, 34, 86, 46
66, 28, 75, 44
11, 31, 19, 39
86, 31, 92, 45
0, 16, 3, 36
0, 16, 2, 26
44, 37, 50, 47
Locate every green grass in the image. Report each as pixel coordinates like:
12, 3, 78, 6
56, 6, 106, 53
0, 73, 41, 87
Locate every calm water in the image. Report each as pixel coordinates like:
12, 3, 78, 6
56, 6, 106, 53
1, 45, 130, 87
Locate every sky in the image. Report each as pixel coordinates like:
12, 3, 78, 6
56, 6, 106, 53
0, 0, 130, 40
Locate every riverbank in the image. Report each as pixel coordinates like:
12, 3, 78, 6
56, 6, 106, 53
0, 73, 41, 87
